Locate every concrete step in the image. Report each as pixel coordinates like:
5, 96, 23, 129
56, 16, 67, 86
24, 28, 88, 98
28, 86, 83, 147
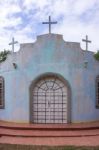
0, 121, 99, 146
0, 136, 99, 146
0, 121, 99, 131
0, 127, 99, 137
0, 121, 99, 138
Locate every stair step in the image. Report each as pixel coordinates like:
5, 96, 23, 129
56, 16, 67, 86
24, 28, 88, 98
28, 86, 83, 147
0, 121, 99, 138
0, 128, 99, 137
0, 122, 99, 131
0, 121, 99, 146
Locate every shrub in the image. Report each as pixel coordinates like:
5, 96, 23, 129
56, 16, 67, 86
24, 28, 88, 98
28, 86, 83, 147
94, 51, 99, 61
0, 50, 11, 63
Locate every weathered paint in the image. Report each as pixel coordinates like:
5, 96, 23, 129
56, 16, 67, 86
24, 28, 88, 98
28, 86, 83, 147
0, 33, 99, 123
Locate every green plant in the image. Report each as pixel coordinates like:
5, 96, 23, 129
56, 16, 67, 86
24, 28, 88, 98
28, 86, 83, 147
0, 50, 11, 63
94, 51, 99, 61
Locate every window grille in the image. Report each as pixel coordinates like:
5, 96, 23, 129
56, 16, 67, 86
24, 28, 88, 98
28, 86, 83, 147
0, 77, 4, 109
96, 76, 99, 107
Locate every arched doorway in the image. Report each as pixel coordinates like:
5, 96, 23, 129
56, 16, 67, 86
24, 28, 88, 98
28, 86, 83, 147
30, 73, 71, 124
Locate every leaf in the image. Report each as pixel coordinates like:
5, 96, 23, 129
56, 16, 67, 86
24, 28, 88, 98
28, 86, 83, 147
94, 51, 99, 61
0, 50, 11, 63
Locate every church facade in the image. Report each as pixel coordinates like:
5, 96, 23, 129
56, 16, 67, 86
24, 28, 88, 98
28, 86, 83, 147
0, 33, 99, 124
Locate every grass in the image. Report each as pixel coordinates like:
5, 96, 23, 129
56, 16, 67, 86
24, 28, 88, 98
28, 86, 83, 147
0, 144, 99, 150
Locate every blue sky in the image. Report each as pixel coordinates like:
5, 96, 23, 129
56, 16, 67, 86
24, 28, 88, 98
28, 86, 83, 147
0, 0, 99, 52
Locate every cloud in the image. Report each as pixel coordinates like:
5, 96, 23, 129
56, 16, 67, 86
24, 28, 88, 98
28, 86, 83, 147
72, 0, 97, 15
0, 0, 99, 52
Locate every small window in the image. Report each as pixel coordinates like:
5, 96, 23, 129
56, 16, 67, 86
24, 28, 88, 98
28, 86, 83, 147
96, 76, 99, 108
0, 76, 4, 109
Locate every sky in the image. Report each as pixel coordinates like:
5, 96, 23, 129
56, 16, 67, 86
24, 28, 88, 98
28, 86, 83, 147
0, 0, 99, 52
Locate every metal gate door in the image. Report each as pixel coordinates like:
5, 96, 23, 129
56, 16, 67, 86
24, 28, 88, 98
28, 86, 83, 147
32, 76, 68, 123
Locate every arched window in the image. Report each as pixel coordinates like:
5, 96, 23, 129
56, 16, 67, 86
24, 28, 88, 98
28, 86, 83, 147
0, 76, 4, 109
96, 75, 99, 108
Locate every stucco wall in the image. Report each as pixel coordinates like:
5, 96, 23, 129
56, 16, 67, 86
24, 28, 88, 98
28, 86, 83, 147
0, 34, 99, 123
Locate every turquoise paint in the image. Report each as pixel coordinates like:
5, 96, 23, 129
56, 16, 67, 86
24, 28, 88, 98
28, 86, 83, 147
0, 34, 99, 123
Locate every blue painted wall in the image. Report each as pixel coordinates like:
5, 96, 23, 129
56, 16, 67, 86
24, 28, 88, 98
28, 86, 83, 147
0, 34, 99, 123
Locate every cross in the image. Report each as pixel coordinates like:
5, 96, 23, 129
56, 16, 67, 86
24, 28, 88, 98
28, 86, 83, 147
9, 37, 18, 52
42, 16, 57, 34
82, 35, 92, 51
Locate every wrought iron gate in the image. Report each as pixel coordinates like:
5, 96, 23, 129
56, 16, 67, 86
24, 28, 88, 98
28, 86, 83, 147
32, 76, 68, 123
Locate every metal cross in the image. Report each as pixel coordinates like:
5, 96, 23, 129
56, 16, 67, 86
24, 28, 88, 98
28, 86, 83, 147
82, 35, 91, 51
42, 16, 57, 34
9, 37, 18, 52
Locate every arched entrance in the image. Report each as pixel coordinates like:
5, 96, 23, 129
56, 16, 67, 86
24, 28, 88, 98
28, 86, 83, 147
30, 73, 71, 124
